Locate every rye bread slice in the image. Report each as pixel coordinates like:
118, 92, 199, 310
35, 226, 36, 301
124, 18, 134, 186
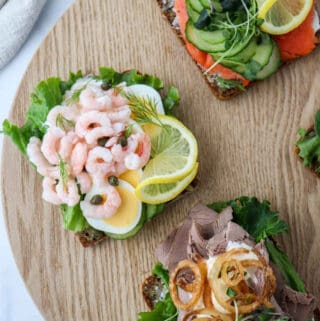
295, 125, 320, 179
76, 177, 199, 247
156, 0, 320, 100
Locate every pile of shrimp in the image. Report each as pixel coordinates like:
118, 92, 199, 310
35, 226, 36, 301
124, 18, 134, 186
27, 78, 151, 219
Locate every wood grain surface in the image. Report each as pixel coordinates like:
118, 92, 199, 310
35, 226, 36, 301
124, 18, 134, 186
1, 0, 320, 320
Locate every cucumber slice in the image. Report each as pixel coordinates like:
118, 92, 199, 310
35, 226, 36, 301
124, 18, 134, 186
237, 34, 274, 80
212, 37, 257, 68
200, 0, 211, 9
186, 0, 200, 23
255, 42, 281, 80
189, 0, 205, 13
186, 21, 227, 53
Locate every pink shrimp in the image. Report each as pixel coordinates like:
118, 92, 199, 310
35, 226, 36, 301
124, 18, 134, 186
112, 122, 126, 134
85, 146, 115, 175
76, 172, 92, 194
75, 111, 112, 138
56, 178, 80, 206
105, 136, 119, 148
84, 126, 114, 145
80, 184, 121, 219
124, 133, 151, 170
59, 131, 79, 160
70, 142, 88, 176
27, 137, 52, 176
107, 106, 131, 123
41, 127, 65, 165
79, 86, 112, 111
106, 88, 128, 107
42, 177, 62, 205
46, 105, 79, 127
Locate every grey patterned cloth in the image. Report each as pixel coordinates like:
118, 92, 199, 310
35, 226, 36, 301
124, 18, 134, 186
0, 0, 47, 70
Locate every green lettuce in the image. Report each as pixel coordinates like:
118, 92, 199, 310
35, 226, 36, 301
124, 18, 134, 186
296, 109, 320, 173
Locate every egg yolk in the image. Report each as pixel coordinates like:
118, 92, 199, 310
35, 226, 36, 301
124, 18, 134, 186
103, 186, 139, 228
119, 170, 140, 188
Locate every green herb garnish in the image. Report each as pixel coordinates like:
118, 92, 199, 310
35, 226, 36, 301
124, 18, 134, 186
122, 91, 164, 128
55, 113, 75, 131
226, 287, 237, 297
58, 154, 69, 188
214, 76, 245, 91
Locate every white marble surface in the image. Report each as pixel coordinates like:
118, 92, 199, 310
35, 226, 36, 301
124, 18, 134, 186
0, 1, 75, 320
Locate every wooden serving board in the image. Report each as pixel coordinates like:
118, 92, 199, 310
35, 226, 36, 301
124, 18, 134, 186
1, 0, 320, 320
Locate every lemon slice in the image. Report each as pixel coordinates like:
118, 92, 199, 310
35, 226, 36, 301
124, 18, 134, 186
135, 163, 199, 204
141, 115, 198, 184
257, 0, 313, 35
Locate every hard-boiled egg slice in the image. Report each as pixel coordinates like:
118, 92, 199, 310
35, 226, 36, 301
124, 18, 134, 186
85, 180, 142, 235
119, 169, 142, 188
125, 84, 165, 114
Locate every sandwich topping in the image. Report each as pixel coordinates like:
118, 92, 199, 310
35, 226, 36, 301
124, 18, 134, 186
162, 0, 320, 92
2, 68, 199, 241
140, 199, 318, 321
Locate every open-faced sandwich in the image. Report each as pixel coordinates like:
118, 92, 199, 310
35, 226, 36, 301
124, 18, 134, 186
2, 68, 199, 246
296, 109, 320, 177
157, 0, 320, 99
139, 197, 318, 321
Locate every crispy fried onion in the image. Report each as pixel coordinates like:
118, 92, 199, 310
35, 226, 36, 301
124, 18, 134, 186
182, 308, 233, 321
170, 260, 207, 310
169, 247, 276, 319
208, 248, 276, 315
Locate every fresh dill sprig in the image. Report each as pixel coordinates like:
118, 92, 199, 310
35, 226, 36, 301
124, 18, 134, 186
121, 91, 164, 128
55, 113, 75, 131
65, 83, 88, 105
58, 154, 69, 188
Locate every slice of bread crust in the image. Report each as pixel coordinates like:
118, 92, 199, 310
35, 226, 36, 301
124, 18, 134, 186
295, 125, 320, 178
156, 0, 320, 100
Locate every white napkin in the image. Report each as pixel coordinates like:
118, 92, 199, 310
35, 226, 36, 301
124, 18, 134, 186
0, 0, 47, 70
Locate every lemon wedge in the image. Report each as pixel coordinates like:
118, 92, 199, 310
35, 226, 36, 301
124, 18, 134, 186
141, 115, 198, 185
257, 0, 313, 35
135, 163, 199, 204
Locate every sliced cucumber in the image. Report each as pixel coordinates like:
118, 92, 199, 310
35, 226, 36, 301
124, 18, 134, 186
186, 21, 227, 53
189, 0, 205, 13
255, 42, 281, 80
236, 34, 274, 80
212, 37, 257, 68
186, 0, 200, 23
200, 0, 211, 9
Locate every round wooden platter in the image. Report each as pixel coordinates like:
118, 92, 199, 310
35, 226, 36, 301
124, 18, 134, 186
1, 0, 320, 320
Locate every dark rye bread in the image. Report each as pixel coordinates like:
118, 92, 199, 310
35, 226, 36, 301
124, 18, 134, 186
76, 176, 200, 247
295, 125, 320, 179
156, 0, 320, 100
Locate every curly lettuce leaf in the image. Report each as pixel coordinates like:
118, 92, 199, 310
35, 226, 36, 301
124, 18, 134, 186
296, 109, 320, 172
208, 196, 288, 242
152, 262, 170, 288
137, 293, 177, 321
162, 86, 180, 115
98, 67, 164, 90
2, 72, 83, 154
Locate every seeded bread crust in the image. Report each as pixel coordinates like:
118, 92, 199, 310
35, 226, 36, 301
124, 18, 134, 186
156, 0, 320, 100
295, 125, 320, 179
